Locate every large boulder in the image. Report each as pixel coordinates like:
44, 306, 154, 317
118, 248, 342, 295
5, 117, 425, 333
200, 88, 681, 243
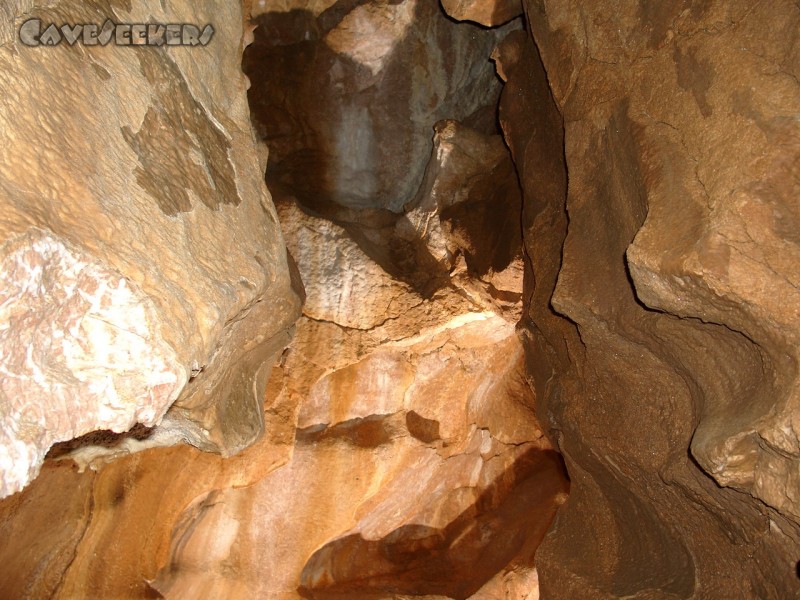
0, 0, 302, 498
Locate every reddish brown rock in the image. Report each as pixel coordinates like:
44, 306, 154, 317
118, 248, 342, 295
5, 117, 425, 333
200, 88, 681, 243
147, 202, 564, 598
8, 0, 795, 597
492, 1, 800, 598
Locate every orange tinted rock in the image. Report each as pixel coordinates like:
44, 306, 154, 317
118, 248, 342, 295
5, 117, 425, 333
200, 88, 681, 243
0, 193, 565, 599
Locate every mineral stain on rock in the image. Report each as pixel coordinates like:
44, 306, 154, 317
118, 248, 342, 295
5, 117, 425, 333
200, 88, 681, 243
121, 50, 238, 216
297, 449, 567, 599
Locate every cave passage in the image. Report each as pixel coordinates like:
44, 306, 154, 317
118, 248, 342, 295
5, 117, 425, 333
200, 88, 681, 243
0, 3, 572, 598
234, 1, 571, 597
0, 1, 797, 599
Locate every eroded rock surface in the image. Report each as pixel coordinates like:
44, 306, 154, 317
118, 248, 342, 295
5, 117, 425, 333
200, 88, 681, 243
0, 0, 302, 497
0, 201, 566, 600
486, 1, 800, 598
0, 2, 563, 596
8, 0, 794, 597
146, 205, 565, 599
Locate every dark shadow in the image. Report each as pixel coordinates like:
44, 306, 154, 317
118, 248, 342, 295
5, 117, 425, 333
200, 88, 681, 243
437, 148, 523, 277
405, 411, 440, 443
297, 448, 568, 599
242, 4, 516, 296
46, 423, 156, 459
295, 414, 402, 448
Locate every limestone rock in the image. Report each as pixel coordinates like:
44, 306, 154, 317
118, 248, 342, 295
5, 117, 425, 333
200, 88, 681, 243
245, 1, 525, 308
278, 200, 419, 331
441, 0, 523, 27
0, 0, 559, 597
244, 0, 514, 215
493, 2, 800, 597
0, 199, 566, 599
0, 0, 301, 497
400, 120, 523, 277
148, 206, 564, 598
249, 0, 338, 19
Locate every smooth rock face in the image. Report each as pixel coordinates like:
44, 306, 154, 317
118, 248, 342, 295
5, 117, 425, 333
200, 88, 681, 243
0, 0, 301, 497
487, 1, 800, 598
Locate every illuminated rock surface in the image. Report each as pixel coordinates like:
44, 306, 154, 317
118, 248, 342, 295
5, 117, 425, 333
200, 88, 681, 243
0, 0, 301, 497
0, 200, 564, 599
1, 0, 799, 598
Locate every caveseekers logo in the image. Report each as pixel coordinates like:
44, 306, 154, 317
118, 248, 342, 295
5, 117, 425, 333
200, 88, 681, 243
19, 19, 214, 47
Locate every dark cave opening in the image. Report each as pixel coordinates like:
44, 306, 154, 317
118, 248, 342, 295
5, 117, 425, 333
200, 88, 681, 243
242, 1, 528, 295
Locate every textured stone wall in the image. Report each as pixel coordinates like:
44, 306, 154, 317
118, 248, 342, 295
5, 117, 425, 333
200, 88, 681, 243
490, 1, 800, 597
1, 0, 796, 597
0, 1, 566, 597
244, 0, 513, 215
0, 195, 566, 600
0, 0, 302, 497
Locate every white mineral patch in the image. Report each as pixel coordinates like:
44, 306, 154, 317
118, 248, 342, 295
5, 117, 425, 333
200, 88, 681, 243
0, 229, 186, 497
385, 311, 512, 349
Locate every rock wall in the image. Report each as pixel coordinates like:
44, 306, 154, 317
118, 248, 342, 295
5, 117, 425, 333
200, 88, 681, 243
0, 198, 567, 599
1, 0, 795, 597
244, 0, 512, 216
0, 0, 302, 497
489, 1, 800, 597
0, 1, 567, 597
